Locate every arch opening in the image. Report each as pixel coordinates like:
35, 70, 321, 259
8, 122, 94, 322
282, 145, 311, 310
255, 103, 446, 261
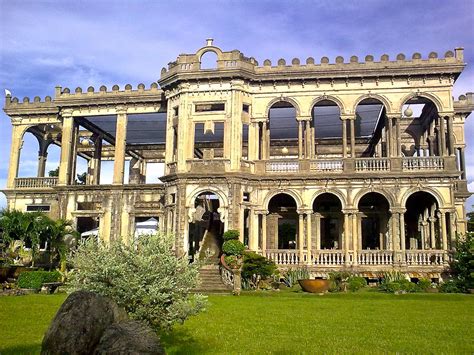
200, 51, 218, 70
313, 193, 343, 249
312, 100, 342, 157
401, 97, 440, 157
266, 193, 298, 249
358, 192, 391, 249
267, 102, 298, 159
188, 191, 223, 263
355, 98, 387, 158
404, 191, 440, 250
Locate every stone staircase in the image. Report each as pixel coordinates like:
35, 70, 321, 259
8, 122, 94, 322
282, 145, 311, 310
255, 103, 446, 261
193, 264, 232, 294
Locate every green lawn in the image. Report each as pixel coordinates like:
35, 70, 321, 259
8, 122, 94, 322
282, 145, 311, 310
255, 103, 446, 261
1, 291, 473, 354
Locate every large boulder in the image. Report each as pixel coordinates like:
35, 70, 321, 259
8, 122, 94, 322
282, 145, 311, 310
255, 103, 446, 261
41, 290, 128, 355
94, 320, 165, 355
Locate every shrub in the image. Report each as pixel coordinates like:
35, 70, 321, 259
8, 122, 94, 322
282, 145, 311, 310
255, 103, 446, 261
449, 232, 474, 292
242, 252, 277, 281
282, 267, 310, 288
222, 239, 245, 256
68, 233, 207, 330
380, 279, 419, 293
223, 230, 240, 241
328, 271, 351, 292
347, 276, 367, 292
439, 280, 462, 293
417, 278, 433, 292
17, 270, 60, 289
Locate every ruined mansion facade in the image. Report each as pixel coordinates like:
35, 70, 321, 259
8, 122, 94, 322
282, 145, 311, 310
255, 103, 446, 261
2, 40, 473, 276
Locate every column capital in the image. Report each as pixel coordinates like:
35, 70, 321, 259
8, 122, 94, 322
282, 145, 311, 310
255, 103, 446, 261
297, 208, 313, 215
342, 208, 358, 214
438, 111, 455, 118
254, 209, 268, 215
116, 105, 128, 115
340, 114, 355, 121
389, 207, 406, 214
61, 108, 74, 118
251, 117, 268, 123
296, 115, 312, 122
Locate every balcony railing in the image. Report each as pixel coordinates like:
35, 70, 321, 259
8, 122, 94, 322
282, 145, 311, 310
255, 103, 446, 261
14, 177, 58, 189
264, 249, 450, 267
358, 250, 393, 265
402, 157, 444, 170
405, 250, 449, 265
355, 158, 390, 172
265, 160, 300, 173
310, 159, 343, 172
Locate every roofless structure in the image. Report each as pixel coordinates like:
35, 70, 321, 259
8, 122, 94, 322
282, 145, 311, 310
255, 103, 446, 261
2, 39, 473, 277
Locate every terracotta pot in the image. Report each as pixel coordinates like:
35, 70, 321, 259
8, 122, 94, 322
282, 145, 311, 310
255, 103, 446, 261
298, 279, 330, 293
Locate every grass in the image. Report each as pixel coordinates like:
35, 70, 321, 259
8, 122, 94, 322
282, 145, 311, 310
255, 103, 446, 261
0, 290, 473, 354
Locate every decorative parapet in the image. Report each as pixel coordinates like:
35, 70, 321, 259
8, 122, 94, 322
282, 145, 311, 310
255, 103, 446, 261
159, 40, 465, 87
453, 92, 474, 113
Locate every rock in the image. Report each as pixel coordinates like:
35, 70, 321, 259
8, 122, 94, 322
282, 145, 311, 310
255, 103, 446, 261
94, 320, 165, 355
41, 290, 128, 355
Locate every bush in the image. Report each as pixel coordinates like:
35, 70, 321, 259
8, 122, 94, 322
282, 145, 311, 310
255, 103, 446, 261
328, 271, 351, 292
439, 280, 462, 293
417, 278, 433, 292
223, 230, 240, 241
68, 234, 207, 330
347, 276, 367, 292
241, 252, 278, 287
222, 239, 245, 256
282, 267, 310, 288
380, 279, 419, 293
17, 270, 60, 289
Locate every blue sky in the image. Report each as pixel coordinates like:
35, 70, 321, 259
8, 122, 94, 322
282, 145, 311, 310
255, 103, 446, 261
0, 0, 473, 210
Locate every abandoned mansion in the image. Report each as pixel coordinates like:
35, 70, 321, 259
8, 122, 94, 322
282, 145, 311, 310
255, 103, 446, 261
2, 40, 473, 276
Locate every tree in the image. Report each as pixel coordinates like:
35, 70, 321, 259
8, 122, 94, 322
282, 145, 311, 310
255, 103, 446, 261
48, 167, 59, 177
467, 207, 474, 232
68, 233, 207, 330
450, 232, 474, 292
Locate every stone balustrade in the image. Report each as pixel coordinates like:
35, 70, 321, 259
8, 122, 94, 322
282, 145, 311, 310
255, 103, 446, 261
310, 159, 344, 172
14, 177, 58, 189
264, 249, 450, 267
265, 249, 303, 265
265, 160, 300, 173
355, 158, 390, 172
358, 250, 393, 265
402, 157, 444, 170
405, 250, 449, 265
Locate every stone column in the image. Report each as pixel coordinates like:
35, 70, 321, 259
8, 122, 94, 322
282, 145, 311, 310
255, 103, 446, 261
350, 118, 356, 158
438, 210, 448, 250
460, 148, 466, 179
6, 124, 26, 189
399, 212, 406, 262
429, 216, 436, 249
37, 139, 50, 177
306, 211, 312, 264
439, 116, 447, 156
352, 212, 359, 265
386, 117, 393, 157
343, 212, 350, 265
315, 213, 321, 250
341, 117, 347, 158
447, 115, 455, 156
58, 111, 75, 186
92, 135, 102, 184
298, 120, 303, 159
305, 119, 311, 159
113, 106, 128, 185
298, 213, 304, 263
261, 213, 267, 252
395, 117, 402, 157
249, 210, 259, 251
